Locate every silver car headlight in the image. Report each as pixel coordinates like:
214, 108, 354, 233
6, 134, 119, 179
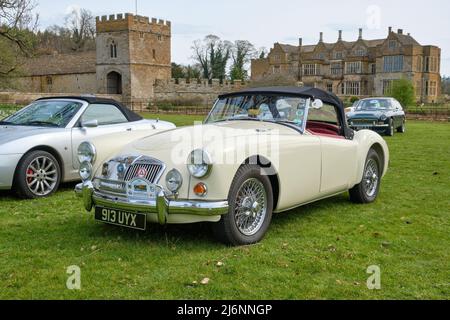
187, 149, 213, 178
79, 161, 93, 182
165, 169, 183, 193
77, 142, 97, 164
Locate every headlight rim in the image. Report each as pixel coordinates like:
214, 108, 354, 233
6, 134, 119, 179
79, 161, 93, 182
77, 141, 97, 165
186, 149, 213, 179
165, 168, 183, 193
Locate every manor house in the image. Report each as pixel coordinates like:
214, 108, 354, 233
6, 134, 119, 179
252, 28, 441, 103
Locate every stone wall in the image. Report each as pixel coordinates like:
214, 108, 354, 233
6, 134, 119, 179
153, 78, 250, 106
16, 73, 97, 94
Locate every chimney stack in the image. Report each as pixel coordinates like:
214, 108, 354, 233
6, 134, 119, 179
398, 29, 403, 35
359, 28, 363, 40
388, 26, 392, 34
319, 32, 323, 43
299, 38, 303, 47
338, 30, 342, 41
407, 32, 411, 36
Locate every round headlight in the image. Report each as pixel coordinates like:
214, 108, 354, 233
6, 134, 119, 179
79, 161, 93, 182
380, 115, 388, 121
187, 149, 213, 178
165, 169, 183, 193
77, 142, 97, 164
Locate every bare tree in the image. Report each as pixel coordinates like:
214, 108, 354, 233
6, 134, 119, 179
65, 8, 95, 51
230, 40, 255, 80
191, 35, 231, 80
0, 0, 38, 56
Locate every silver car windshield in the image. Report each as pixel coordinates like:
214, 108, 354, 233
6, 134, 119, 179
3, 100, 83, 128
205, 95, 310, 131
356, 99, 392, 111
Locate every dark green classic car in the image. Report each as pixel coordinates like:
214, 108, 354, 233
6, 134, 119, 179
346, 98, 406, 136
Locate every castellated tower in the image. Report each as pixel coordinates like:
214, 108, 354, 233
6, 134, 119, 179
95, 13, 171, 109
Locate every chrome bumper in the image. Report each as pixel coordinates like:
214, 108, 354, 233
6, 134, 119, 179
75, 182, 229, 225
350, 124, 389, 130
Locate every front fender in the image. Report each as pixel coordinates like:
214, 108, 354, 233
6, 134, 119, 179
353, 130, 390, 185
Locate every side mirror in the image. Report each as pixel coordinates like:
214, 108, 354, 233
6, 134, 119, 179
81, 119, 99, 128
311, 99, 324, 110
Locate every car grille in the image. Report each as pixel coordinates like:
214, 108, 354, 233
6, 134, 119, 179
95, 156, 165, 197
350, 119, 377, 126
124, 159, 165, 184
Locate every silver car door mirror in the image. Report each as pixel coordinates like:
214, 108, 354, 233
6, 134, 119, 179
81, 119, 99, 128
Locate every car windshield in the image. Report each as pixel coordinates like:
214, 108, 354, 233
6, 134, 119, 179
356, 99, 392, 111
3, 100, 83, 128
206, 95, 310, 129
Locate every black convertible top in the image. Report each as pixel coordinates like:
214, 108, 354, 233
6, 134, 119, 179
219, 86, 344, 110
36, 96, 143, 122
218, 86, 353, 139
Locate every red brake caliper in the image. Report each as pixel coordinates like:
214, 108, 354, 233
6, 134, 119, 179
27, 169, 34, 184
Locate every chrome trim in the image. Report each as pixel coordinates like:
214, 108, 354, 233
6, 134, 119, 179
124, 156, 166, 184
76, 181, 229, 223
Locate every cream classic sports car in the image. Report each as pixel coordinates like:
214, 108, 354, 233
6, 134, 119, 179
76, 87, 389, 246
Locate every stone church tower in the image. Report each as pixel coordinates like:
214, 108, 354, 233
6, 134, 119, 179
95, 13, 171, 108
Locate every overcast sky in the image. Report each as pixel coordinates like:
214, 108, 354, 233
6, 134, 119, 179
36, 0, 450, 76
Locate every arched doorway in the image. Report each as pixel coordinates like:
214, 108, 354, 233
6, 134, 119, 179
107, 71, 122, 94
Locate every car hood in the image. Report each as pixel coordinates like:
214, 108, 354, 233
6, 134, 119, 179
347, 111, 386, 119
130, 120, 299, 152
0, 125, 63, 146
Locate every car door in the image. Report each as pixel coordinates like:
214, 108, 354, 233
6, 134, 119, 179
71, 103, 133, 169
307, 103, 358, 195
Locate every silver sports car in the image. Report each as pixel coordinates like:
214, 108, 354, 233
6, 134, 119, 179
0, 96, 175, 198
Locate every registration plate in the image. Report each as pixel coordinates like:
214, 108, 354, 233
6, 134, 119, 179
95, 206, 147, 231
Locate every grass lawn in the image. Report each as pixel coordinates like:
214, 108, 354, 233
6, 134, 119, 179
0, 119, 449, 300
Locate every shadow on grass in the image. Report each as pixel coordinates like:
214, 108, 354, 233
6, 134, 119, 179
84, 193, 353, 248
0, 182, 79, 201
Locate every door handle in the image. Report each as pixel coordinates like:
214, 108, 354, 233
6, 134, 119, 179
126, 128, 133, 132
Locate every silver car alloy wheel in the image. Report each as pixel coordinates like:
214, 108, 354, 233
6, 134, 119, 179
26, 156, 58, 196
234, 178, 268, 236
362, 159, 379, 198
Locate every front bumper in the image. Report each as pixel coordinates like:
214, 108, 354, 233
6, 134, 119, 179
75, 182, 229, 225
0, 154, 24, 190
348, 123, 389, 131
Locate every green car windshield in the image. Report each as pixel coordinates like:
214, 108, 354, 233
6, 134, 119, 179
205, 95, 310, 131
356, 99, 392, 111
3, 100, 83, 128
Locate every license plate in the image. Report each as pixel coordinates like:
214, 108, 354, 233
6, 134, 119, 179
95, 206, 147, 231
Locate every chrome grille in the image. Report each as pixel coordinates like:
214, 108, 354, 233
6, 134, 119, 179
124, 161, 164, 183
351, 119, 377, 126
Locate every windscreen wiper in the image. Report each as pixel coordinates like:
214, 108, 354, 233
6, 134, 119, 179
21, 121, 59, 127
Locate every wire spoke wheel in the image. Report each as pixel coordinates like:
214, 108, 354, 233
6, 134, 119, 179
362, 159, 379, 198
26, 156, 58, 196
234, 178, 268, 236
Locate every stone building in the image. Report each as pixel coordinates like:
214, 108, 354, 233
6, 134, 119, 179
14, 13, 171, 110
252, 28, 442, 103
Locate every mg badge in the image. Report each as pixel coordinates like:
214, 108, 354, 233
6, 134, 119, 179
137, 167, 148, 178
